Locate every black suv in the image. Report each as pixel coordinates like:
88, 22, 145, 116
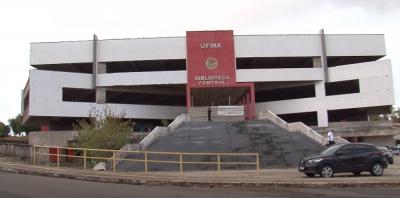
298, 143, 388, 177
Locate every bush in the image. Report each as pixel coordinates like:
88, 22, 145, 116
73, 107, 134, 158
0, 122, 10, 137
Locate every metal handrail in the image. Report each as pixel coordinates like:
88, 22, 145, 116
32, 145, 260, 176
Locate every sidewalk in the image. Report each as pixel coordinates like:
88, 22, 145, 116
1, 156, 400, 188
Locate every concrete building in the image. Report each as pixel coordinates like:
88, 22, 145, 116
22, 30, 398, 145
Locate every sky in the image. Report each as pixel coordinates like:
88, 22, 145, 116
0, 0, 399, 124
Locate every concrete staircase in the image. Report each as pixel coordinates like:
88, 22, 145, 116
188, 106, 244, 121
118, 120, 323, 171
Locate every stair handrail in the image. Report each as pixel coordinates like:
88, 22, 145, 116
288, 122, 326, 145
139, 114, 190, 150
258, 110, 349, 145
258, 110, 289, 130
167, 113, 190, 133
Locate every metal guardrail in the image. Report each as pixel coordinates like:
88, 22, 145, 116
31, 145, 260, 176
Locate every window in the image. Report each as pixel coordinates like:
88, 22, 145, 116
62, 88, 95, 102
325, 80, 360, 96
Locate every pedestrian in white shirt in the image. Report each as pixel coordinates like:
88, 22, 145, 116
327, 129, 335, 146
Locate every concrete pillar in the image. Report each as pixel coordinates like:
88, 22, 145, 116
313, 57, 321, 68
96, 63, 106, 104
314, 55, 327, 127
97, 62, 107, 74
317, 110, 328, 127
315, 81, 325, 98
315, 82, 328, 127
319, 29, 329, 82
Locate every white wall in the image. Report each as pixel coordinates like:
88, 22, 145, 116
97, 68, 322, 86
98, 37, 186, 62
30, 40, 93, 65
237, 68, 323, 82
30, 34, 386, 65
255, 60, 395, 122
28, 70, 185, 119
97, 70, 187, 86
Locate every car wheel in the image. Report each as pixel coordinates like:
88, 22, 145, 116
370, 163, 384, 176
352, 171, 361, 176
320, 165, 334, 178
305, 173, 316, 177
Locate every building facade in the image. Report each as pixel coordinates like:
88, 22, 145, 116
22, 30, 397, 145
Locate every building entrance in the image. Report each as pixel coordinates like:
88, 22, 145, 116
186, 83, 255, 120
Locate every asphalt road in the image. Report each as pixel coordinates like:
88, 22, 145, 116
0, 171, 399, 198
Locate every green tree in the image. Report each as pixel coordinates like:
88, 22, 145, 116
73, 107, 133, 156
0, 122, 10, 137
390, 107, 400, 123
8, 115, 39, 134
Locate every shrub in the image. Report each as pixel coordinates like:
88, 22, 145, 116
73, 107, 134, 158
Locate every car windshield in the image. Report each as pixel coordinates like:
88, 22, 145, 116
321, 144, 343, 155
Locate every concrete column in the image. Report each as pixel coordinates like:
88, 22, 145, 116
314, 55, 328, 127
313, 57, 321, 68
317, 110, 328, 127
315, 81, 325, 98
315, 82, 328, 127
96, 63, 106, 104
96, 62, 107, 74
319, 29, 329, 82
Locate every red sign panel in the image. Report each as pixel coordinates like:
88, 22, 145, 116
186, 30, 236, 88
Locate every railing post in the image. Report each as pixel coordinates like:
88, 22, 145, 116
179, 154, 183, 174
57, 147, 60, 167
83, 149, 87, 170
112, 150, 116, 172
144, 151, 148, 173
256, 154, 260, 176
217, 154, 221, 176
32, 145, 36, 165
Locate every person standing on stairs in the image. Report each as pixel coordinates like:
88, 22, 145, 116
207, 107, 212, 122
327, 129, 335, 146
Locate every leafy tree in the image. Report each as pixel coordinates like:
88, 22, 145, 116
390, 107, 400, 123
0, 122, 10, 137
73, 107, 133, 158
8, 115, 39, 134
369, 107, 400, 122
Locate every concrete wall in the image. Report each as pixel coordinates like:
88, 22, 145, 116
27, 60, 394, 123
29, 131, 77, 146
30, 34, 385, 65
237, 68, 324, 82
28, 70, 186, 119
255, 59, 395, 127
97, 71, 187, 86
363, 135, 395, 146
0, 142, 31, 160
27, 34, 393, 127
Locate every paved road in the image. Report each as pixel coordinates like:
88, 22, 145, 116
0, 172, 399, 198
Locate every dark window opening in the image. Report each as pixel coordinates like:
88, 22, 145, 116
107, 59, 186, 73
34, 63, 93, 73
278, 111, 318, 126
236, 57, 314, 69
327, 56, 382, 67
106, 91, 185, 106
62, 88, 95, 102
328, 108, 368, 122
256, 85, 315, 102
325, 79, 360, 96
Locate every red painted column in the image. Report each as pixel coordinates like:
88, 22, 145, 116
186, 86, 191, 112
246, 91, 251, 120
250, 83, 256, 120
241, 93, 248, 120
